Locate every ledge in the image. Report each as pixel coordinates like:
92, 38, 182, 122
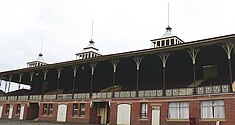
199, 118, 226, 122
138, 118, 148, 121
167, 119, 189, 122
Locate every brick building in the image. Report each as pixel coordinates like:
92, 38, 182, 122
0, 26, 235, 125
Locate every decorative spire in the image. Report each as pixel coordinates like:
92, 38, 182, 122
162, 2, 173, 37
90, 20, 94, 42
36, 38, 45, 61
75, 20, 102, 60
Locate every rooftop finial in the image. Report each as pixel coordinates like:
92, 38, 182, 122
37, 38, 44, 61
166, 2, 172, 31
39, 38, 44, 57
168, 2, 170, 27
90, 20, 94, 43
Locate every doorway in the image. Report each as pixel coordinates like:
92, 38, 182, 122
0, 105, 3, 118
56, 104, 67, 122
26, 103, 39, 120
8, 105, 13, 119
90, 102, 110, 124
19, 104, 25, 120
151, 106, 160, 125
117, 104, 131, 125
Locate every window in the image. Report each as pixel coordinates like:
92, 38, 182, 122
201, 100, 225, 119
73, 103, 78, 116
79, 103, 85, 117
157, 41, 160, 47
161, 40, 165, 46
140, 103, 148, 119
16, 104, 21, 114
166, 40, 169, 46
42, 104, 48, 115
168, 102, 189, 119
5, 104, 10, 114
153, 42, 156, 48
171, 39, 174, 45
48, 104, 53, 115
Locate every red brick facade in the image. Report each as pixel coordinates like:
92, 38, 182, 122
1, 93, 235, 125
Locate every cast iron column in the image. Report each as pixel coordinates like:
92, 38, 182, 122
90, 63, 96, 99
72, 66, 78, 99
111, 60, 118, 98
56, 68, 62, 99
42, 70, 48, 99
28, 72, 34, 100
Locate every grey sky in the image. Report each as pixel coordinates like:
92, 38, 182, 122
0, 0, 235, 72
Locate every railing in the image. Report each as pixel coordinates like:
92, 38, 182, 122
0, 84, 231, 101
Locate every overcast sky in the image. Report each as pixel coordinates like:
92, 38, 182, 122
0, 0, 235, 72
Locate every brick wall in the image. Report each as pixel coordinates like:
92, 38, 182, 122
1, 93, 235, 125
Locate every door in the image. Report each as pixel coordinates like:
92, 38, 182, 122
19, 105, 25, 120
117, 104, 131, 125
56, 104, 67, 122
151, 106, 160, 125
0, 105, 3, 118
8, 105, 13, 119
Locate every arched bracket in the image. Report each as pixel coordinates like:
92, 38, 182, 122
111, 59, 119, 73
158, 53, 170, 68
220, 41, 235, 60
57, 68, 63, 79
133, 56, 143, 71
43, 70, 48, 80
29, 72, 34, 82
90, 63, 97, 75
186, 47, 201, 65
72, 65, 79, 77
18, 73, 23, 83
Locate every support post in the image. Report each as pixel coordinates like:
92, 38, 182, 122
163, 67, 166, 95
193, 64, 196, 94
221, 42, 234, 84
90, 63, 96, 98
28, 72, 34, 100
228, 59, 233, 84
187, 47, 200, 95
56, 68, 62, 99
17, 73, 23, 100
7, 76, 12, 100
111, 60, 118, 98
159, 53, 169, 96
72, 66, 78, 99
42, 70, 48, 99
134, 57, 142, 97
8, 76, 12, 92
4, 78, 7, 96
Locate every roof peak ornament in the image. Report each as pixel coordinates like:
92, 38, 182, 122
150, 3, 184, 48
27, 38, 47, 68
75, 20, 102, 60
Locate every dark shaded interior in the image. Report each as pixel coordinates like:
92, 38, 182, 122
116, 58, 137, 91
196, 45, 229, 85
2, 44, 234, 95
93, 61, 113, 92
139, 55, 163, 90
166, 51, 193, 88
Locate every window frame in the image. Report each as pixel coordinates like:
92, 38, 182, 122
42, 104, 48, 115
5, 104, 10, 114
48, 104, 53, 115
168, 102, 189, 119
16, 104, 21, 115
79, 103, 85, 117
201, 100, 225, 119
140, 102, 148, 119
73, 103, 78, 117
